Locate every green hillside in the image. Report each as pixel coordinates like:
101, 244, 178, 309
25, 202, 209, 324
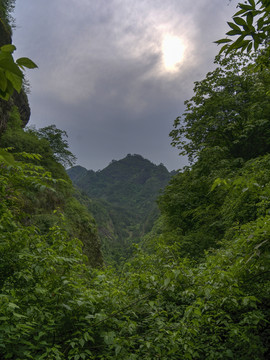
0, 1, 102, 268
67, 155, 172, 263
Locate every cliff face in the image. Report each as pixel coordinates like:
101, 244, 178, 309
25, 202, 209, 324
0, 17, 12, 45
0, 13, 30, 135
0, 98, 12, 134
12, 90, 31, 126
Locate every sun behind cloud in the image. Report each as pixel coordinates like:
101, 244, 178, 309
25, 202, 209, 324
162, 34, 185, 72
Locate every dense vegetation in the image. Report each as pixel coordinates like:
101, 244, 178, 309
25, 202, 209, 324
0, 108, 103, 267
68, 155, 172, 264
0, 0, 269, 358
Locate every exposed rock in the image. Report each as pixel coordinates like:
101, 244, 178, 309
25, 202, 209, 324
12, 90, 31, 127
0, 18, 12, 46
0, 90, 31, 136
0, 98, 12, 135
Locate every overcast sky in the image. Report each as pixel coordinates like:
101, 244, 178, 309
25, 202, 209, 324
13, 0, 237, 171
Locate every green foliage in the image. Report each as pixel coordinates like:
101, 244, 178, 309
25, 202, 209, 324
0, 111, 103, 268
160, 50, 270, 261
1, 118, 75, 180
158, 150, 233, 259
0, 44, 37, 100
0, 159, 91, 359
170, 51, 270, 163
1, 153, 269, 358
68, 155, 172, 264
28, 125, 77, 168
0, 0, 37, 100
63, 197, 103, 267
0, 1, 269, 357
216, 0, 270, 54
69, 155, 170, 209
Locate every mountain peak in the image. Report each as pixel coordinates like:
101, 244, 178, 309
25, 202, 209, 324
67, 154, 171, 207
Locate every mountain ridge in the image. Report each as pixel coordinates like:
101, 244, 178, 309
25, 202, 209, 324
67, 154, 173, 263
67, 154, 172, 209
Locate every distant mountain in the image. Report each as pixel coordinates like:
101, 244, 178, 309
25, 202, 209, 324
67, 154, 172, 263
67, 165, 88, 183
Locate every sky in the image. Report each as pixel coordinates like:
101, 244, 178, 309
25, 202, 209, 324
13, 0, 237, 171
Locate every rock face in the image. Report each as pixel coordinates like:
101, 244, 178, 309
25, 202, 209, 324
0, 98, 12, 135
0, 18, 12, 46
12, 90, 31, 127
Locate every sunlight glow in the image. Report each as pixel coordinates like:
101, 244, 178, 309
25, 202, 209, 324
162, 35, 185, 71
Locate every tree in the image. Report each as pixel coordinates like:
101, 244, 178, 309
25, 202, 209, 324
28, 125, 77, 168
170, 52, 270, 163
159, 49, 270, 259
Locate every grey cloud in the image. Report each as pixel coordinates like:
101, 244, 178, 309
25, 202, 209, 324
13, 0, 237, 171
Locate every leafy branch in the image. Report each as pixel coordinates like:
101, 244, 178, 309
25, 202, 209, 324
215, 0, 270, 54
0, 44, 37, 100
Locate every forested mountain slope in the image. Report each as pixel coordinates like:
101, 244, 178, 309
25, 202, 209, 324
68, 154, 171, 210
67, 154, 172, 262
0, 117, 103, 268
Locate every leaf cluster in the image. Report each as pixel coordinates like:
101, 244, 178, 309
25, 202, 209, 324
0, 109, 103, 267
170, 52, 270, 162
28, 125, 77, 168
215, 0, 270, 54
0, 44, 37, 100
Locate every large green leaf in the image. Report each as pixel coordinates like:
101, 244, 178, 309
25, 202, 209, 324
214, 38, 232, 44
233, 16, 247, 26
0, 44, 16, 53
0, 55, 23, 77
246, 12, 254, 27
227, 22, 241, 32
5, 70, 22, 93
16, 57, 38, 69
227, 29, 242, 36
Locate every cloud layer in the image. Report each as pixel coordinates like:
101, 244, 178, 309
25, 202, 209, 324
13, 0, 237, 170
